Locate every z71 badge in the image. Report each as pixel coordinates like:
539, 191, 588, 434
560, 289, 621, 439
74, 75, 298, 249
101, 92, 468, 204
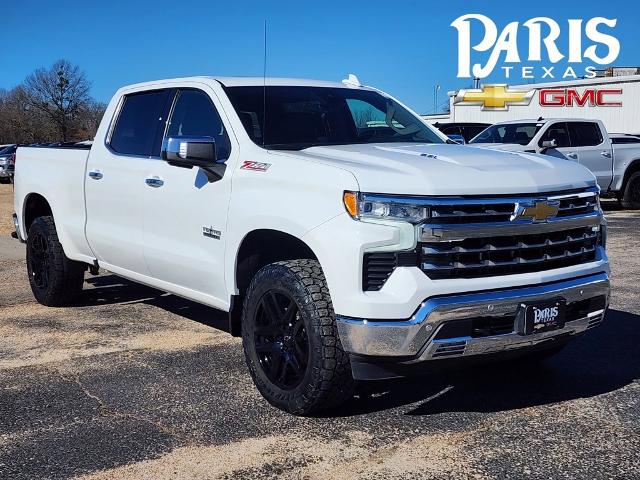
240, 160, 271, 172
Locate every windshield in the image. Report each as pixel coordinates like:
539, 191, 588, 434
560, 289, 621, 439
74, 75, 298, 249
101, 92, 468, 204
224, 86, 444, 150
469, 123, 542, 145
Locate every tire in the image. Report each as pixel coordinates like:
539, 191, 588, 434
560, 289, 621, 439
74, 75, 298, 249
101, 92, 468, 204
621, 171, 640, 209
26, 216, 85, 306
241, 259, 354, 415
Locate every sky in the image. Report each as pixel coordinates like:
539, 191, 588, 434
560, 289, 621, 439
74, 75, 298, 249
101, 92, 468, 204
2, 0, 639, 114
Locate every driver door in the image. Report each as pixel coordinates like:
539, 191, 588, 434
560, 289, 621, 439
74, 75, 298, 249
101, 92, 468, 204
538, 122, 577, 161
141, 87, 235, 306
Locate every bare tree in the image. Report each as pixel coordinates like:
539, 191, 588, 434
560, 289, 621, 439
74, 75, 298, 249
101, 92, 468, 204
23, 59, 91, 141
74, 99, 107, 141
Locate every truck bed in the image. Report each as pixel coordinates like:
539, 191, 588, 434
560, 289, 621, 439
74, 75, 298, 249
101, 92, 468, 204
13, 145, 94, 262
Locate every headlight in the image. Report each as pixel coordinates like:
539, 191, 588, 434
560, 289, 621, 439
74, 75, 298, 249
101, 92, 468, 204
343, 191, 429, 223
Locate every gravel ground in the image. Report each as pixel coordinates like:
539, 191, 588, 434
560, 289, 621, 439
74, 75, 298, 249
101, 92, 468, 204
0, 182, 638, 479
0, 182, 14, 235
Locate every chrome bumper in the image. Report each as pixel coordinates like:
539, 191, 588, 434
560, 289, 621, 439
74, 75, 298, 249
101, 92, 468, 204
336, 273, 610, 361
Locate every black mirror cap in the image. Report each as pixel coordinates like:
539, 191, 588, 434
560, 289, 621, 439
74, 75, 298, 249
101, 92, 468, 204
162, 136, 218, 168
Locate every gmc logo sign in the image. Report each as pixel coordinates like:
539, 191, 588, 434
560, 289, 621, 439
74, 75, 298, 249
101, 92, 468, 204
539, 88, 622, 107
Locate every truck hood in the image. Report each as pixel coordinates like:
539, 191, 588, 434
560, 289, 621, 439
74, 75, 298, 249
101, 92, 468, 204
295, 143, 595, 195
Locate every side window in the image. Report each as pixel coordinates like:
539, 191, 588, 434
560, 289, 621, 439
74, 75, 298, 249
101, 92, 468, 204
568, 122, 604, 147
539, 123, 570, 148
441, 126, 461, 136
110, 89, 172, 156
167, 89, 232, 160
463, 126, 485, 140
612, 136, 640, 144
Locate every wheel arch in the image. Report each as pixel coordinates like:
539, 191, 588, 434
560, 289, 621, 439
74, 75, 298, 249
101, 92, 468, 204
228, 229, 319, 336
620, 158, 640, 194
23, 192, 53, 234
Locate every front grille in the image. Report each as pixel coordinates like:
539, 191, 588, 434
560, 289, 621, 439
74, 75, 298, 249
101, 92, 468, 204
361, 188, 602, 291
363, 226, 599, 289
421, 226, 598, 280
425, 189, 598, 225
556, 192, 598, 217
429, 203, 514, 224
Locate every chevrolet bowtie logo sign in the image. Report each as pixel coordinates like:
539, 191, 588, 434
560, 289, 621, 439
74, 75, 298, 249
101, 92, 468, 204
453, 84, 535, 111
512, 200, 560, 223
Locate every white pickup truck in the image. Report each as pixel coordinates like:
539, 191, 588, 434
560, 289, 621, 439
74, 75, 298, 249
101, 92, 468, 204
469, 118, 640, 209
13, 77, 610, 414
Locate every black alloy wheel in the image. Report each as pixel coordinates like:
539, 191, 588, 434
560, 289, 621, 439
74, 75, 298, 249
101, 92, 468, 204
28, 230, 50, 290
253, 290, 309, 390
241, 259, 354, 415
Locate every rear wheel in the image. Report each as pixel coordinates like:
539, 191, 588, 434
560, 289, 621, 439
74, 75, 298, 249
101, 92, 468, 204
26, 216, 85, 306
241, 259, 354, 415
621, 171, 640, 209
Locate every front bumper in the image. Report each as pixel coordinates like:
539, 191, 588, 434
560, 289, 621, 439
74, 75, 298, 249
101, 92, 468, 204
336, 273, 609, 377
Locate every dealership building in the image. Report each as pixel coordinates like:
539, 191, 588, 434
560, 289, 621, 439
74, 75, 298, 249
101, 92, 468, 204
423, 73, 640, 135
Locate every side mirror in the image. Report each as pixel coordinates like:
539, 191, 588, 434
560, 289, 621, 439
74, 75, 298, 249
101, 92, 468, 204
162, 136, 226, 181
539, 139, 557, 154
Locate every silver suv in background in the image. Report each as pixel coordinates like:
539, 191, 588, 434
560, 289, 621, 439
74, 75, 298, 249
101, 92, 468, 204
0, 144, 17, 183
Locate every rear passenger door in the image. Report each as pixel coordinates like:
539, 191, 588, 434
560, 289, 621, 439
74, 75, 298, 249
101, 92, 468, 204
85, 88, 174, 275
141, 87, 235, 307
567, 121, 613, 190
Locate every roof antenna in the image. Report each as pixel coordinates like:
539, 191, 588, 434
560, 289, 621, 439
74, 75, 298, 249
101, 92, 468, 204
262, 19, 267, 147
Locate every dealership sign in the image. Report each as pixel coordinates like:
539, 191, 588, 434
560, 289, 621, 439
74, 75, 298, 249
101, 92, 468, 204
451, 14, 620, 79
454, 85, 623, 110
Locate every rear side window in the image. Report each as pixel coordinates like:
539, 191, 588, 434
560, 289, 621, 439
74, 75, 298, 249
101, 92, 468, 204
167, 89, 231, 160
612, 136, 640, 144
110, 89, 172, 156
568, 122, 603, 147
539, 123, 571, 148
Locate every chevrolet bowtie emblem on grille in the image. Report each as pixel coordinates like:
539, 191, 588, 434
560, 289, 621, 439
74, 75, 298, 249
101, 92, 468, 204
453, 84, 535, 111
512, 200, 560, 223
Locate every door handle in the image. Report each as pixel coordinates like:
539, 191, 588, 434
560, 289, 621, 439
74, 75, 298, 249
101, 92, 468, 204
88, 170, 103, 180
566, 152, 577, 159
600, 151, 612, 157
145, 177, 164, 188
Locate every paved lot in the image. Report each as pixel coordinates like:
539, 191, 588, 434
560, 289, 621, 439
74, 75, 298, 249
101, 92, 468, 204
0, 182, 638, 479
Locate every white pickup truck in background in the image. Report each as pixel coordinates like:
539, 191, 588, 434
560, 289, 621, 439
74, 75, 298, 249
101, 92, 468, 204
469, 118, 640, 209
13, 76, 610, 414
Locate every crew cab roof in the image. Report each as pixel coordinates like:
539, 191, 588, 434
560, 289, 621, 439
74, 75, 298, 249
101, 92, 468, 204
116, 76, 371, 93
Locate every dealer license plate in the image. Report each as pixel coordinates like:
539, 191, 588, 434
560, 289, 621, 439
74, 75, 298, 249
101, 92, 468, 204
517, 299, 566, 335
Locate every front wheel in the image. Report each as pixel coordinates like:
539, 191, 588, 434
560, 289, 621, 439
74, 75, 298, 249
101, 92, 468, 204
241, 259, 354, 415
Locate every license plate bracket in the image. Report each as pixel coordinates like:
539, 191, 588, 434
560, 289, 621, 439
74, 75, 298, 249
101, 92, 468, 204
516, 298, 566, 335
